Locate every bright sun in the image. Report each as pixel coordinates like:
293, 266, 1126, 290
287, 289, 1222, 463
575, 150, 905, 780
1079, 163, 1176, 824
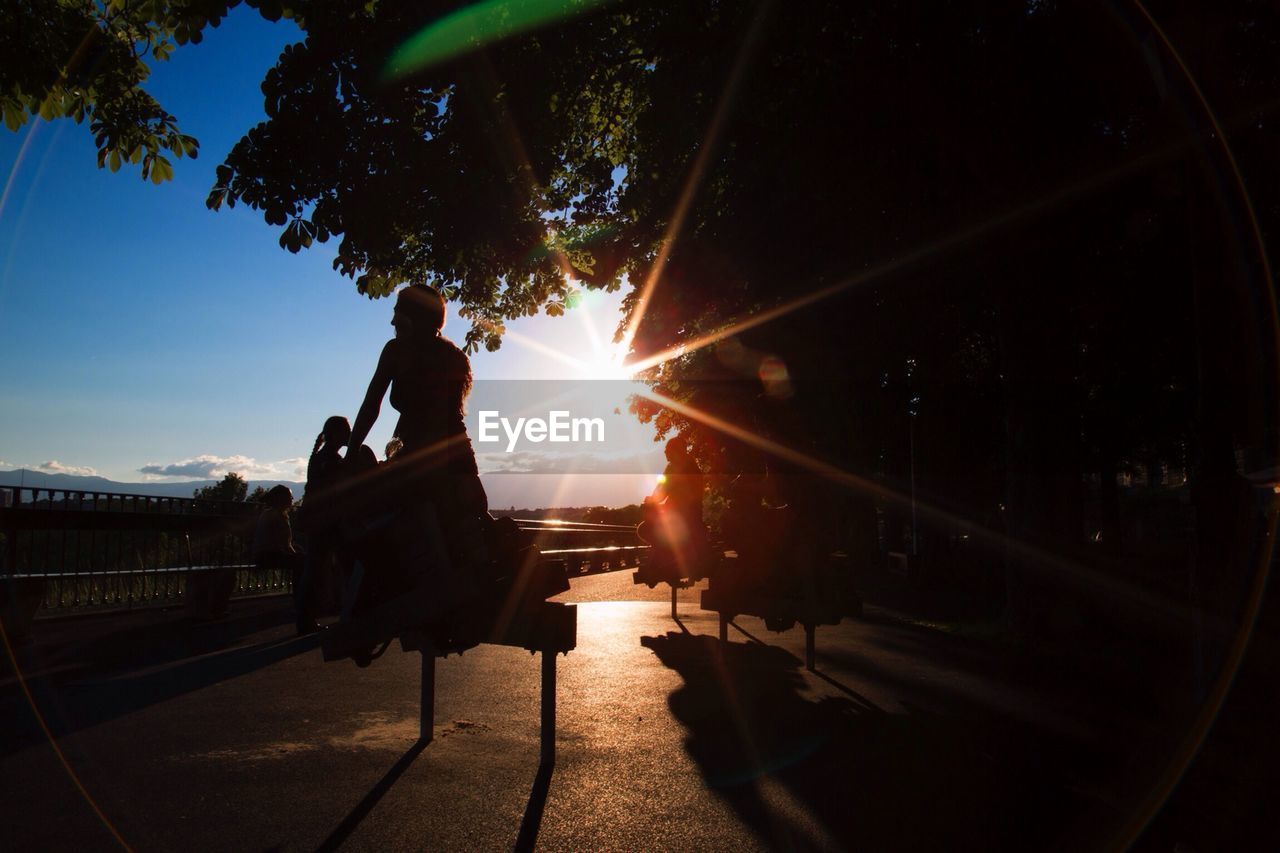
579, 345, 633, 380
477, 282, 639, 381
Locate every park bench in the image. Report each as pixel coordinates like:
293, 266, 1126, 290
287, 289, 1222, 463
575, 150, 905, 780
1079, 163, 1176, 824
629, 531, 863, 669
318, 539, 577, 764
318, 516, 645, 763
398, 599, 576, 765
631, 546, 715, 618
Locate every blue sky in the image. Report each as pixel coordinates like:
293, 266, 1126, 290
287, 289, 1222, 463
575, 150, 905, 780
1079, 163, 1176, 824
0, 8, 660, 507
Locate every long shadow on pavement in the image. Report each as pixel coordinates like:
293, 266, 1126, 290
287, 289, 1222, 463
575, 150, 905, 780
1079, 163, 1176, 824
513, 760, 555, 853
642, 630, 1106, 852
316, 739, 429, 853
4, 602, 297, 684
2, 632, 318, 758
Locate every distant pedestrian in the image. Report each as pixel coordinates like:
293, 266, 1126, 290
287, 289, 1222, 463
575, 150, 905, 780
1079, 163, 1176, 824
253, 485, 305, 629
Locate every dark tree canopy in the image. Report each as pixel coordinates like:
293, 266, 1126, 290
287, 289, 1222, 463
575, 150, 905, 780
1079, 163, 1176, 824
15, 3, 1279, 363
194, 471, 249, 502
208, 0, 665, 346
197, 0, 1280, 386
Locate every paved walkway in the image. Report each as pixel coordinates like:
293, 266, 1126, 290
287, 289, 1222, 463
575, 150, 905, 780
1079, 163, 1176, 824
0, 571, 1240, 851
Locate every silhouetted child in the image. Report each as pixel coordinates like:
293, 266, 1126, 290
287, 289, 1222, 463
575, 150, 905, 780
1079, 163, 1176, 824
307, 416, 351, 499
336, 443, 383, 619
298, 414, 355, 627
352, 444, 380, 469
297, 417, 351, 634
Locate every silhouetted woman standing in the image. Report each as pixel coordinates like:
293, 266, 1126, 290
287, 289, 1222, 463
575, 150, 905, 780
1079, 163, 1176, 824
347, 283, 486, 519
340, 285, 487, 638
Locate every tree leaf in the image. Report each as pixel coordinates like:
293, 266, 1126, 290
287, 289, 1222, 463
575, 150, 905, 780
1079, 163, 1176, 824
150, 155, 174, 183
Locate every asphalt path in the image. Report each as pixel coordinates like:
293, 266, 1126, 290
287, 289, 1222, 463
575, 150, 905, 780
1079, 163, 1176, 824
0, 570, 1254, 851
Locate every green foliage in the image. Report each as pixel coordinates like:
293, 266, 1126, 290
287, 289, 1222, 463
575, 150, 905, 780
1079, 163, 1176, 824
194, 471, 249, 502
208, 0, 653, 349
582, 504, 642, 526
0, 0, 308, 183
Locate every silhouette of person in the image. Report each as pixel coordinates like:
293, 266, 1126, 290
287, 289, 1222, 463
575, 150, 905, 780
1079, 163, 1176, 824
296, 416, 350, 635
336, 284, 487, 652
332, 442, 380, 619
347, 284, 486, 518
307, 416, 351, 497
640, 435, 709, 577
253, 484, 303, 618
719, 439, 785, 590
719, 435, 845, 605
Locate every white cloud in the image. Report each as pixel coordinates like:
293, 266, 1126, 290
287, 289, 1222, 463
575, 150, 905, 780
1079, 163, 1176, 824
35, 460, 99, 476
138, 454, 301, 481
279, 457, 309, 479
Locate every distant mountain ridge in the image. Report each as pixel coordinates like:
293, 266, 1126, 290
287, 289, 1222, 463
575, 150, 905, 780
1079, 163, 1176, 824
0, 469, 304, 500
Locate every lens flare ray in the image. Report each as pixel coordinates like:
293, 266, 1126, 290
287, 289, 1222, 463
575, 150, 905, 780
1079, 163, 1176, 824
473, 317, 592, 373
617, 1, 774, 362
384, 0, 621, 79
625, 136, 1209, 378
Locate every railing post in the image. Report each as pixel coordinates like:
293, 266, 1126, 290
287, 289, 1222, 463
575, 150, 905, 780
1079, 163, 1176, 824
4, 507, 16, 578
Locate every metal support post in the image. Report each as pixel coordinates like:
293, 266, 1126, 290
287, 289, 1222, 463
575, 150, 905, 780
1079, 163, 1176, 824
420, 652, 435, 743
540, 651, 557, 766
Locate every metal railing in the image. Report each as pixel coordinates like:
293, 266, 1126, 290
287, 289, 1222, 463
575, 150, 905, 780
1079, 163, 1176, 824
507, 518, 649, 574
0, 489, 649, 617
0, 486, 267, 613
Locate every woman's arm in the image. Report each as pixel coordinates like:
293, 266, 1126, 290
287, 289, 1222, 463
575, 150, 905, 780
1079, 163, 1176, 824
346, 340, 396, 458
